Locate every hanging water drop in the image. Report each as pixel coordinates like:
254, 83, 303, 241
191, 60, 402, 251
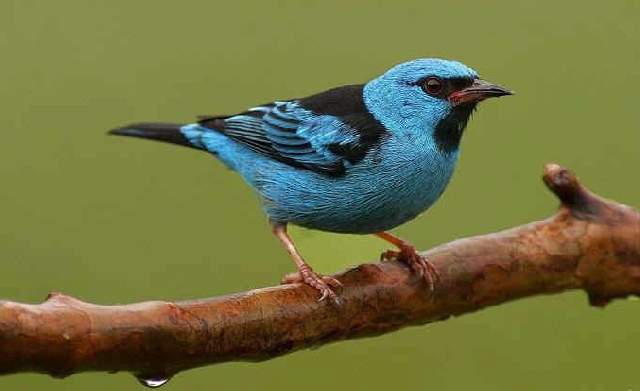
136, 375, 172, 388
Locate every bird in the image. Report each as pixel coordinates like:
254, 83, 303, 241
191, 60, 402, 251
109, 58, 512, 302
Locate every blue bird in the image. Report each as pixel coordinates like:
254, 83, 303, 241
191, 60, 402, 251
110, 58, 512, 302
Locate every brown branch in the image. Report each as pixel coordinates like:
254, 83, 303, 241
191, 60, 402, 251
1, 164, 639, 384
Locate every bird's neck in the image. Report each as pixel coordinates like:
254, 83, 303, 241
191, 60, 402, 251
432, 103, 476, 155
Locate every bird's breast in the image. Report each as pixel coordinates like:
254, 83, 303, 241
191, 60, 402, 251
365, 137, 458, 222
261, 134, 459, 234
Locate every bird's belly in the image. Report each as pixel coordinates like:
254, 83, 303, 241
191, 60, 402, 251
260, 152, 456, 234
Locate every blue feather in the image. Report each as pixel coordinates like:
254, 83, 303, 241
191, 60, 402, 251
110, 57, 513, 299
118, 58, 509, 234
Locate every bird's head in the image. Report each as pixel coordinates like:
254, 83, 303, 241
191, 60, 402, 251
364, 58, 512, 153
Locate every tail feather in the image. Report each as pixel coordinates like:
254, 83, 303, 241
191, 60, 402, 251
109, 123, 198, 149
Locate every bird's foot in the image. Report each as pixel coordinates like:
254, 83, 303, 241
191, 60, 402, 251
281, 265, 342, 303
380, 245, 439, 292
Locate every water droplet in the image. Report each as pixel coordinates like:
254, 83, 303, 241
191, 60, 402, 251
136, 375, 172, 388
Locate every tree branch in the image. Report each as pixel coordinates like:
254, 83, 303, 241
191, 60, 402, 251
1, 164, 639, 384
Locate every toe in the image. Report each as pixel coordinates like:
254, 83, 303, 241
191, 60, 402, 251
322, 276, 343, 288
423, 270, 435, 291
318, 289, 331, 302
423, 260, 441, 283
297, 270, 340, 302
411, 262, 426, 277
317, 286, 339, 302
417, 258, 438, 292
398, 250, 439, 292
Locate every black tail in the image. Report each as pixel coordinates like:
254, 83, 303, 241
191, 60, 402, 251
109, 123, 197, 149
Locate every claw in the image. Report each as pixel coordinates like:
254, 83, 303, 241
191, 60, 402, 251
318, 289, 331, 302
380, 246, 439, 292
272, 223, 343, 304
281, 269, 342, 303
323, 276, 343, 288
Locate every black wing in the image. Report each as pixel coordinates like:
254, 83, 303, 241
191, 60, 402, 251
198, 85, 387, 176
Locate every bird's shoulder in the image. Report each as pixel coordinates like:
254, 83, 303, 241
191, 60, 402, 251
297, 84, 368, 116
198, 84, 388, 176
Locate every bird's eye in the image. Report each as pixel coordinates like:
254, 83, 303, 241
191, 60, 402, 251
422, 77, 444, 96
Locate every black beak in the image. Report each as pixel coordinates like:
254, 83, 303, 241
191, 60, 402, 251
449, 79, 513, 106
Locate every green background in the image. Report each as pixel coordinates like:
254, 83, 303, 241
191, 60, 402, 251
1, 1, 639, 390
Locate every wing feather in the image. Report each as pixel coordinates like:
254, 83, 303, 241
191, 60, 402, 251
198, 85, 387, 176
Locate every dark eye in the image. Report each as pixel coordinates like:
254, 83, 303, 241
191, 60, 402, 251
422, 77, 444, 96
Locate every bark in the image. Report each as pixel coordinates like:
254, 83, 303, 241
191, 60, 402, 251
0, 164, 638, 383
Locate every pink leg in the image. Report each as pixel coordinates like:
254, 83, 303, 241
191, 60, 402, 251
272, 223, 342, 302
375, 231, 440, 291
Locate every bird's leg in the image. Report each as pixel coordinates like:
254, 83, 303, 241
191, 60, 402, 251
271, 222, 342, 302
375, 231, 439, 291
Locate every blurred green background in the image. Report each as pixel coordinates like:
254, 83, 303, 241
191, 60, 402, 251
1, 0, 638, 390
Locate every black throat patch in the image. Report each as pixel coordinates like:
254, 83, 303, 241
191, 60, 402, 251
433, 103, 476, 154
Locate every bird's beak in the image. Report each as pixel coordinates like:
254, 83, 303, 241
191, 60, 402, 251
449, 79, 513, 106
